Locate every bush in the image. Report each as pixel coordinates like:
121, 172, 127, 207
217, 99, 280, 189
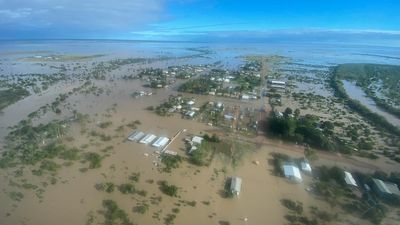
118, 183, 136, 194
159, 181, 178, 197
281, 199, 303, 214
161, 154, 182, 172
102, 200, 134, 225
134, 203, 149, 214
85, 152, 102, 169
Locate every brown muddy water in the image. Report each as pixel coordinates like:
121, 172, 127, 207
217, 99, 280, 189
1, 48, 399, 225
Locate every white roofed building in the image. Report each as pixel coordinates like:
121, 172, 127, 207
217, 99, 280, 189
230, 176, 242, 196
139, 134, 157, 144
128, 131, 145, 142
344, 171, 358, 187
300, 160, 312, 174
283, 164, 302, 182
192, 136, 204, 145
152, 137, 170, 148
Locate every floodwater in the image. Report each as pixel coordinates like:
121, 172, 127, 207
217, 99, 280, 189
1, 40, 400, 225
342, 80, 400, 127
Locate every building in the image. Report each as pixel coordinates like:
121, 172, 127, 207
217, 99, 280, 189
127, 131, 145, 142
300, 160, 312, 174
271, 80, 286, 85
241, 94, 250, 100
344, 171, 358, 187
283, 164, 302, 182
192, 136, 203, 145
152, 137, 170, 148
224, 114, 235, 120
186, 111, 195, 118
230, 176, 242, 196
372, 179, 400, 199
139, 134, 157, 144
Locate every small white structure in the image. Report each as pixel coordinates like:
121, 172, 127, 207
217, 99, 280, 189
344, 171, 358, 187
188, 145, 198, 154
241, 94, 250, 100
139, 134, 157, 144
283, 164, 302, 182
230, 176, 242, 196
271, 80, 286, 85
300, 160, 312, 174
186, 111, 196, 117
187, 100, 195, 105
152, 137, 170, 148
127, 131, 146, 142
192, 136, 204, 145
224, 114, 235, 120
163, 150, 177, 156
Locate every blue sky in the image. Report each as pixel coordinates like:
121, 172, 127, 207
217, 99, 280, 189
1, 0, 400, 44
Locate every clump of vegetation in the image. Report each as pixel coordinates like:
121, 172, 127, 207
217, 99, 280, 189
129, 172, 140, 182
95, 182, 115, 193
189, 135, 253, 168
118, 183, 136, 194
164, 214, 176, 225
161, 154, 182, 172
84, 152, 103, 169
134, 202, 149, 214
178, 78, 219, 94
267, 108, 353, 153
98, 121, 112, 129
1, 120, 67, 168
159, 181, 178, 197
0, 87, 30, 111
281, 199, 303, 214
101, 200, 134, 225
8, 191, 24, 201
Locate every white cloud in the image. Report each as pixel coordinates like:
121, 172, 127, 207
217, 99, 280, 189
0, 0, 167, 31
0, 8, 32, 19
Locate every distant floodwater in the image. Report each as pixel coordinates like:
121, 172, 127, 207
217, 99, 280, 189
342, 80, 400, 127
1, 40, 400, 66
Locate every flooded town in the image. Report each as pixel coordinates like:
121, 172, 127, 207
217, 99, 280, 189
0, 40, 399, 225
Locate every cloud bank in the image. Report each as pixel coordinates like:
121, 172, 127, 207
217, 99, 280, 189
0, 0, 167, 38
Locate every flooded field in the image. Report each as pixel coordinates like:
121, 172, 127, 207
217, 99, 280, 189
342, 80, 400, 127
1, 40, 400, 225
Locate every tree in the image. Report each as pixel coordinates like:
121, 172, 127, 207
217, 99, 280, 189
294, 108, 300, 118
284, 107, 293, 117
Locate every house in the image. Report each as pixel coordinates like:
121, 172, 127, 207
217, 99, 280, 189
224, 114, 235, 120
372, 179, 400, 199
186, 111, 195, 118
283, 164, 302, 182
344, 171, 358, 187
241, 94, 250, 100
271, 80, 286, 85
139, 134, 157, 144
187, 100, 195, 106
152, 137, 170, 148
127, 131, 145, 142
300, 160, 312, 174
230, 176, 242, 196
192, 136, 204, 145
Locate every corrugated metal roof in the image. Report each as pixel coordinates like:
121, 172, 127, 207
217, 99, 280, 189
230, 176, 242, 195
283, 164, 302, 182
139, 134, 157, 144
344, 171, 358, 187
128, 131, 145, 142
152, 137, 169, 148
373, 179, 392, 194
